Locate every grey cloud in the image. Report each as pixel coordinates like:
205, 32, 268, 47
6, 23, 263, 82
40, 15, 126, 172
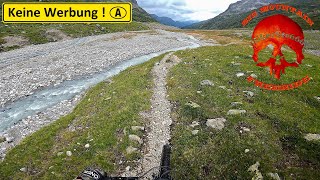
137, 0, 219, 21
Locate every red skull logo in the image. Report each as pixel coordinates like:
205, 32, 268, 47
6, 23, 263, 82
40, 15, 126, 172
252, 14, 304, 79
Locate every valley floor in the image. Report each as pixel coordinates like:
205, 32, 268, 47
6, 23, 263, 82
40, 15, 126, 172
0, 29, 319, 179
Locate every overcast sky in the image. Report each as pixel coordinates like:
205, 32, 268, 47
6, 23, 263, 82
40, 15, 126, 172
137, 0, 240, 22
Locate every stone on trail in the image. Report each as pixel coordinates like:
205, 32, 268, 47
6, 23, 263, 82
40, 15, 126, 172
206, 118, 227, 130
185, 101, 201, 108
304, 133, 320, 141
129, 134, 143, 144
200, 80, 214, 86
227, 109, 246, 115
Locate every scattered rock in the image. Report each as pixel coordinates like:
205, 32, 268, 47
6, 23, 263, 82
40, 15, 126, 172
57, 152, 63, 156
250, 74, 258, 78
20, 167, 27, 172
192, 130, 199, 135
185, 101, 201, 108
243, 91, 254, 97
126, 146, 137, 154
196, 91, 202, 94
314, 96, 320, 102
304, 133, 320, 141
129, 134, 143, 144
248, 162, 263, 180
219, 86, 226, 90
131, 126, 145, 131
231, 61, 241, 66
206, 118, 227, 130
66, 151, 72, 157
267, 173, 281, 180
306, 64, 313, 67
45, 29, 71, 42
190, 121, 200, 128
85, 144, 90, 148
6, 137, 14, 143
125, 166, 131, 171
200, 80, 214, 86
236, 72, 245, 77
227, 109, 246, 115
242, 127, 251, 132
231, 102, 243, 107
2, 36, 29, 48
245, 149, 250, 153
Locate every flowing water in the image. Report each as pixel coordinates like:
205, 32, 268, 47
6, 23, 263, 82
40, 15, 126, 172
0, 39, 200, 132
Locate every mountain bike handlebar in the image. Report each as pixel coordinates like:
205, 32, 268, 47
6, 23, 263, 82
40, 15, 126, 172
76, 145, 172, 180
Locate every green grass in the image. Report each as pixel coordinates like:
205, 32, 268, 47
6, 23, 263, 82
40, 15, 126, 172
168, 45, 320, 179
0, 54, 166, 179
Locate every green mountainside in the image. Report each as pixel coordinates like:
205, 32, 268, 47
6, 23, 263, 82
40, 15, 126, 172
186, 0, 319, 30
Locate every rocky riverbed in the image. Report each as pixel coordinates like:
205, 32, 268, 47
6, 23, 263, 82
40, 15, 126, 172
0, 30, 194, 108
0, 29, 205, 160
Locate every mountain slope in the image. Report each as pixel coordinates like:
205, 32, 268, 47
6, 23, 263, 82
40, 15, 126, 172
186, 0, 320, 30
151, 14, 198, 28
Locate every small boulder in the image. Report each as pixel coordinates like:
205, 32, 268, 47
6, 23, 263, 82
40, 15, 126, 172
125, 166, 131, 171
129, 134, 143, 144
227, 109, 246, 115
304, 133, 320, 141
6, 137, 14, 143
66, 151, 72, 157
314, 96, 320, 102
20, 167, 27, 172
236, 72, 245, 77
185, 101, 201, 108
126, 146, 137, 154
200, 80, 214, 86
206, 118, 227, 130
190, 121, 200, 128
85, 144, 90, 148
192, 130, 199, 135
245, 149, 250, 153
219, 86, 226, 90
231, 102, 243, 107
267, 173, 281, 180
250, 74, 258, 78
131, 126, 145, 131
248, 162, 263, 180
243, 91, 254, 97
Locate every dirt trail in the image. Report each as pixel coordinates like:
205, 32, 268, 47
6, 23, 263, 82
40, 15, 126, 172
122, 53, 181, 178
